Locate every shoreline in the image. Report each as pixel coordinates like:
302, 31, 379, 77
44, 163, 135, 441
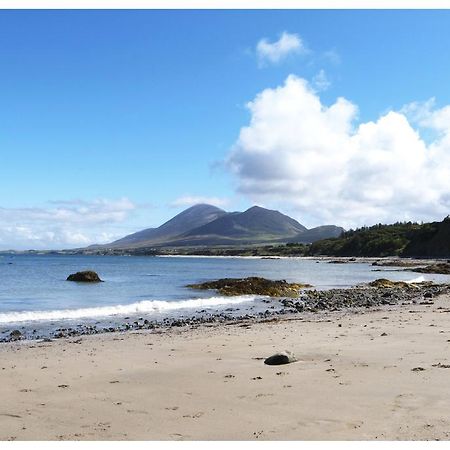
2, 292, 450, 440
2, 251, 448, 262
2, 282, 448, 343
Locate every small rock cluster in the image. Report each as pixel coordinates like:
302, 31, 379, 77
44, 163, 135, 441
279, 282, 449, 313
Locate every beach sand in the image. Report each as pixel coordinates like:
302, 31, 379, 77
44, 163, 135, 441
1, 294, 450, 441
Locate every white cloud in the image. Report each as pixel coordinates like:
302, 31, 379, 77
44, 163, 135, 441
256, 32, 306, 66
312, 69, 331, 91
170, 196, 229, 209
322, 49, 341, 65
0, 198, 137, 250
227, 75, 450, 229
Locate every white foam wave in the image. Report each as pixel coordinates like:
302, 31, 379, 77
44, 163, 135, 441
0, 295, 259, 324
406, 275, 426, 283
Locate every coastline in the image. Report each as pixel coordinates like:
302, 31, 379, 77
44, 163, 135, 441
2, 291, 450, 440
2, 280, 448, 343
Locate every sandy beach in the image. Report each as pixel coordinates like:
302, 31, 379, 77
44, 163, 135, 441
2, 294, 450, 441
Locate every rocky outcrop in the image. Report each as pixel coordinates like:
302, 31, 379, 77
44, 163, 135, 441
368, 279, 412, 289
410, 263, 450, 275
66, 271, 103, 282
187, 277, 311, 297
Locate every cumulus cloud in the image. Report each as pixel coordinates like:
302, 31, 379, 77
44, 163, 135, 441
256, 32, 306, 66
227, 75, 450, 228
0, 198, 137, 250
170, 196, 229, 209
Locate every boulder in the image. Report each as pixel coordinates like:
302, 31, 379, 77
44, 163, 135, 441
10, 330, 22, 341
66, 271, 103, 282
264, 351, 297, 366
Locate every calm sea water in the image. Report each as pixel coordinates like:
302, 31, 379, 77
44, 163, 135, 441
1, 254, 449, 337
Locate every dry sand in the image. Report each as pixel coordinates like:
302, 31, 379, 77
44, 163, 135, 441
2, 294, 450, 441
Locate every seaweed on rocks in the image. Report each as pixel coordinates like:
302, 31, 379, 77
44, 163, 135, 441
187, 277, 312, 297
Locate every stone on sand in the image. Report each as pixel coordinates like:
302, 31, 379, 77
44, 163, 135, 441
264, 351, 297, 366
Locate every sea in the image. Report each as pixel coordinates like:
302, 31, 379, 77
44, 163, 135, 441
1, 254, 449, 340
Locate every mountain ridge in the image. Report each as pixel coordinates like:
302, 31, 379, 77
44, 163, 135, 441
102, 204, 343, 249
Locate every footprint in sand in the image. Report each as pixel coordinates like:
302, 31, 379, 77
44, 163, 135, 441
183, 412, 204, 419
126, 409, 148, 415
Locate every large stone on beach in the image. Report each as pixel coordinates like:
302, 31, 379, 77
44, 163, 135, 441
186, 277, 311, 297
67, 271, 103, 282
9, 330, 22, 341
264, 351, 297, 366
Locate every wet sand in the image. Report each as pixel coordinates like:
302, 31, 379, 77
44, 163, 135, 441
1, 294, 450, 440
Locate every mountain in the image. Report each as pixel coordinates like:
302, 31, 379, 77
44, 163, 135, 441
169, 206, 307, 246
102, 204, 342, 249
109, 204, 228, 248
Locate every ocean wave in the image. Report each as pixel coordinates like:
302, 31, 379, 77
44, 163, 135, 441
0, 295, 260, 324
406, 275, 426, 283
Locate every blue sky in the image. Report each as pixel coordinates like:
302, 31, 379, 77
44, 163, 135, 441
2, 10, 450, 249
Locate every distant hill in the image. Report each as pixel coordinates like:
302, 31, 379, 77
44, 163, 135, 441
99, 204, 343, 249
403, 217, 450, 257
290, 225, 344, 244
308, 217, 450, 258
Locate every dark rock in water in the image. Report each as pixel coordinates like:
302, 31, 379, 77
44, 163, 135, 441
187, 277, 311, 297
264, 351, 297, 365
67, 271, 103, 282
10, 330, 22, 341
411, 263, 450, 275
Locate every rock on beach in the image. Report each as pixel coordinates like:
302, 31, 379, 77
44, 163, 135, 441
264, 351, 297, 365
